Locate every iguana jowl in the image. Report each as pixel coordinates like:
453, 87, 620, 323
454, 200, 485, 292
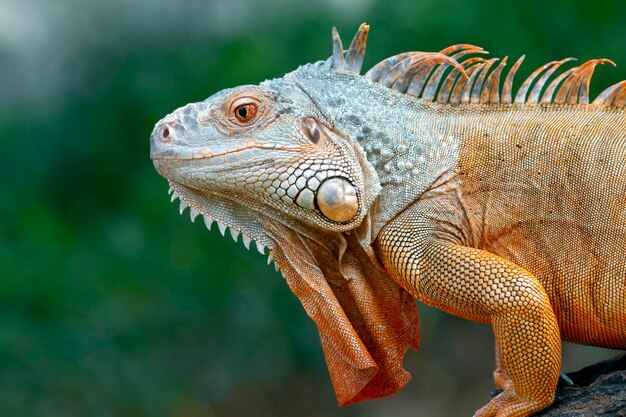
150, 24, 626, 417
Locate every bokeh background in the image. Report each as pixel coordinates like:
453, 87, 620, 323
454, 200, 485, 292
2, 0, 626, 416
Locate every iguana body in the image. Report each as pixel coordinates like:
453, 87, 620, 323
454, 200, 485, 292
150, 24, 626, 416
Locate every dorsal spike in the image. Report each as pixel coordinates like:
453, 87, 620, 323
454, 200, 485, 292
579, 60, 612, 103
480, 57, 508, 104
379, 53, 429, 87
553, 67, 581, 104
461, 62, 489, 104
592, 81, 622, 106
541, 68, 575, 104
406, 58, 441, 97
568, 59, 616, 104
367, 43, 471, 97
614, 83, 626, 108
392, 56, 440, 94
554, 60, 610, 105
527, 58, 576, 103
437, 70, 463, 103
470, 58, 499, 103
364, 52, 415, 82
438, 44, 486, 56
437, 58, 485, 103
451, 62, 484, 104
514, 60, 560, 103
565, 61, 597, 104
501, 55, 525, 104
331, 27, 345, 70
565, 60, 592, 104
593, 80, 626, 107
343, 23, 369, 74
405, 54, 470, 97
405, 57, 441, 96
423, 47, 487, 100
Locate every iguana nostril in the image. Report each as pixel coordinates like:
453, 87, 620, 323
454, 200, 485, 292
316, 177, 358, 223
162, 127, 170, 140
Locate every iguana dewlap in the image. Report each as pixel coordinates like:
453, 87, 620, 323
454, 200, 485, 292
149, 24, 626, 417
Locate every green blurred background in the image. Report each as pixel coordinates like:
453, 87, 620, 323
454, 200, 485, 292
2, 0, 625, 416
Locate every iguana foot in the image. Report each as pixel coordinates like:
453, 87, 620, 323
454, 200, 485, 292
474, 388, 550, 417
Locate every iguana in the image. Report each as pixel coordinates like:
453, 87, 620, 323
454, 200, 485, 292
149, 24, 626, 417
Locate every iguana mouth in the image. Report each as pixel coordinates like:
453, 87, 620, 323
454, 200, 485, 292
151, 143, 289, 161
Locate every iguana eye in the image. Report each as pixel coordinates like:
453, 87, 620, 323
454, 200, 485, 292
233, 102, 257, 123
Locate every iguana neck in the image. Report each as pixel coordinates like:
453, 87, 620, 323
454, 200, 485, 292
291, 68, 461, 238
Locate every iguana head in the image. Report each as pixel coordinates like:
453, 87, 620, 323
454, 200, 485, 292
150, 77, 379, 246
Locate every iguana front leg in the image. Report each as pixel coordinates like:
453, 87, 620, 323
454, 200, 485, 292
376, 211, 561, 417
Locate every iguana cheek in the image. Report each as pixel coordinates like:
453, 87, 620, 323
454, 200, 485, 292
316, 177, 358, 223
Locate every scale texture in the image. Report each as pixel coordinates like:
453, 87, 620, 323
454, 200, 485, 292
149, 23, 626, 416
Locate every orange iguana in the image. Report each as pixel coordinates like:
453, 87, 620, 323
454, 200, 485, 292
150, 24, 626, 416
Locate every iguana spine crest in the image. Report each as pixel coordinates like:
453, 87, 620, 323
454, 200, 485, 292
333, 23, 626, 107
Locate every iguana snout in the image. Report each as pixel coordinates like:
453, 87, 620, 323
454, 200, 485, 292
149, 86, 280, 185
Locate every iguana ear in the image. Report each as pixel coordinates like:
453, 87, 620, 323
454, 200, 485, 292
265, 221, 420, 405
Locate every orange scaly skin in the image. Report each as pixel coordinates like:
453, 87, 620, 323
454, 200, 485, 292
151, 24, 626, 417
377, 103, 626, 416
